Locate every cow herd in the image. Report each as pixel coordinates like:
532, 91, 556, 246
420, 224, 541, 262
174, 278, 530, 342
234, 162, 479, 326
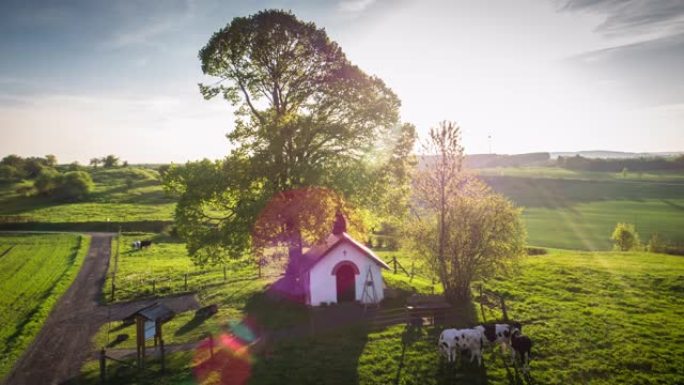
438, 321, 532, 372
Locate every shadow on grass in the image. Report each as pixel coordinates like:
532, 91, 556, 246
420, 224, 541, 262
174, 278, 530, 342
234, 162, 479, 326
174, 311, 211, 337
244, 289, 370, 385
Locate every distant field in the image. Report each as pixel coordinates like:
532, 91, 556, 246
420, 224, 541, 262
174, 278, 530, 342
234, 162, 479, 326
78, 248, 684, 385
480, 168, 684, 250
0, 233, 90, 380
0, 167, 175, 225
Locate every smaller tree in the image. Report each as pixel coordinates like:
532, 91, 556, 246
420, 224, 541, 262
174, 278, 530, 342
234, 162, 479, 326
45, 154, 58, 167
102, 155, 120, 168
407, 121, 526, 301
611, 222, 640, 251
89, 158, 101, 168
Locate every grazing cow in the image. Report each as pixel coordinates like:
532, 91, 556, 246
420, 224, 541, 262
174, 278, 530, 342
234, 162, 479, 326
511, 329, 532, 372
438, 329, 460, 363
140, 240, 152, 249
454, 328, 484, 366
131, 240, 141, 250
475, 323, 515, 354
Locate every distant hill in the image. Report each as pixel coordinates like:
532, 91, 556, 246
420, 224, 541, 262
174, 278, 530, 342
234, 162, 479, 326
418, 153, 552, 169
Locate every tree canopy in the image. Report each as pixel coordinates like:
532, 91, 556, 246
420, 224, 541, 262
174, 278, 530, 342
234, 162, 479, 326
165, 10, 414, 266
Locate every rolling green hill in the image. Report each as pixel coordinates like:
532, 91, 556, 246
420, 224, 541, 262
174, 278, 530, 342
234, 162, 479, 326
479, 168, 684, 250
0, 167, 175, 230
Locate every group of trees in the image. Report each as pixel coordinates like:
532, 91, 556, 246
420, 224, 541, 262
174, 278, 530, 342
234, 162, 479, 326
0, 154, 58, 181
0, 154, 93, 201
89, 155, 126, 168
34, 168, 94, 201
558, 155, 684, 173
611, 223, 680, 255
163, 10, 525, 301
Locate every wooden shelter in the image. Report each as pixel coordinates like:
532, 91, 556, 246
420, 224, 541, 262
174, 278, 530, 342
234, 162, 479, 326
126, 303, 175, 367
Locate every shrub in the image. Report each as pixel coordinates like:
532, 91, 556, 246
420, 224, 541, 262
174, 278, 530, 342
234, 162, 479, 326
647, 233, 667, 253
56, 171, 94, 201
526, 247, 548, 256
33, 169, 93, 201
0, 165, 20, 181
34, 168, 61, 195
611, 222, 640, 251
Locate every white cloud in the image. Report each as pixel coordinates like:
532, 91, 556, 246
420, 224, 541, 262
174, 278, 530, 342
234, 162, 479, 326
338, 0, 376, 13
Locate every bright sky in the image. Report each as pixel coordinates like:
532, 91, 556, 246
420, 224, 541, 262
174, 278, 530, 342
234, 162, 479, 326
1, 0, 683, 163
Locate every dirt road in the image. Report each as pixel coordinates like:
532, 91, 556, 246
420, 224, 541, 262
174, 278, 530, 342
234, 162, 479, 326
4, 234, 199, 385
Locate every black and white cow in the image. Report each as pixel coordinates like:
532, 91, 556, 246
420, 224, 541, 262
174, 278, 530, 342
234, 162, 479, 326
438, 328, 460, 363
475, 322, 521, 355
454, 328, 485, 366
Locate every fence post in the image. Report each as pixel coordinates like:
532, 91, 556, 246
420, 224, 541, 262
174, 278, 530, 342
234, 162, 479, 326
393, 257, 397, 274
99, 348, 106, 383
160, 338, 165, 374
184, 273, 188, 291
152, 279, 155, 294
110, 274, 115, 302
479, 284, 486, 323
409, 262, 415, 282
223, 265, 227, 281
501, 296, 509, 322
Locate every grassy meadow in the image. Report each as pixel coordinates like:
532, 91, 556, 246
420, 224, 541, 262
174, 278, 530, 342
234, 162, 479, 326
0, 233, 91, 380
0, 167, 174, 226
480, 168, 684, 249
76, 243, 684, 385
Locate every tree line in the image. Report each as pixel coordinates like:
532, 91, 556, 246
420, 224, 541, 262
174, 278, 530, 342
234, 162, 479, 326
557, 155, 684, 173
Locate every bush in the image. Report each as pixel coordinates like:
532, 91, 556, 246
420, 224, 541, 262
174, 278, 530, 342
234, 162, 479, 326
56, 171, 94, 201
611, 222, 640, 251
34, 168, 61, 195
0, 165, 21, 181
647, 233, 667, 253
526, 247, 548, 256
33, 169, 93, 201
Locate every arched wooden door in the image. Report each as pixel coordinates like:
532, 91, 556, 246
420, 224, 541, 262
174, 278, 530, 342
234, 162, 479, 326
335, 264, 356, 302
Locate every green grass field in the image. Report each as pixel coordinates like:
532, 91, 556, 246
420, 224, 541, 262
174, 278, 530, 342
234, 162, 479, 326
480, 169, 684, 250
0, 167, 175, 224
77, 246, 684, 385
0, 233, 91, 380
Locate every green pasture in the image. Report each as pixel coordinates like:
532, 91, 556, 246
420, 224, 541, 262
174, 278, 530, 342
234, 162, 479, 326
482, 172, 684, 250
0, 167, 175, 224
78, 245, 684, 385
478, 167, 684, 182
0, 233, 91, 380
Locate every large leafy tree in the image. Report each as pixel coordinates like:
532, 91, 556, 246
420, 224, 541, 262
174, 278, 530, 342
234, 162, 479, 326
165, 10, 413, 267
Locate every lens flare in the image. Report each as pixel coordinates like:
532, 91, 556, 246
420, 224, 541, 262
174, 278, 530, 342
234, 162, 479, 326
192, 319, 259, 385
